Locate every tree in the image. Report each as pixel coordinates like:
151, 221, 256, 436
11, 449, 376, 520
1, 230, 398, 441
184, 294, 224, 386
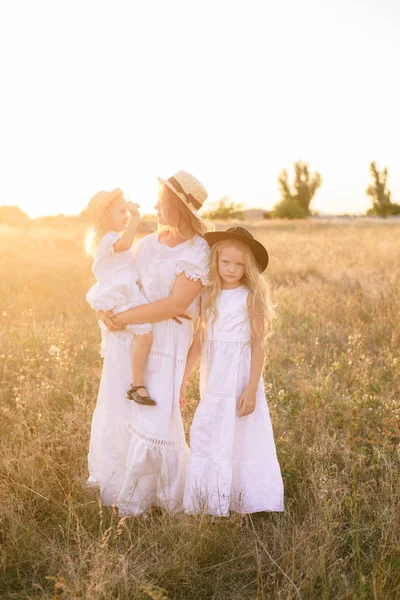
201, 196, 244, 220
272, 161, 322, 219
272, 196, 306, 219
366, 162, 400, 217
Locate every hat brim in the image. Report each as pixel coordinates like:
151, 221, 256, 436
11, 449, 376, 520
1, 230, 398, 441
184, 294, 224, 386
157, 177, 206, 225
204, 230, 269, 272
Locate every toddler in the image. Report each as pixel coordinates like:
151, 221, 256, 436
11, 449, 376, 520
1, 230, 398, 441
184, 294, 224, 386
86, 188, 155, 406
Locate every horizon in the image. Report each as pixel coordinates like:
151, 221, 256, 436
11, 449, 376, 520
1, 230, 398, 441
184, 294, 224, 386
3, 168, 396, 219
0, 200, 390, 220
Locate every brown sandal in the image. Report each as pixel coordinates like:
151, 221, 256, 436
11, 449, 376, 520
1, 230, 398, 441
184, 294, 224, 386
126, 384, 156, 406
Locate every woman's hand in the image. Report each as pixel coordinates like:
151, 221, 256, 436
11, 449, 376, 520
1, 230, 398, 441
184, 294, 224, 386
112, 311, 130, 327
237, 386, 257, 417
97, 310, 124, 331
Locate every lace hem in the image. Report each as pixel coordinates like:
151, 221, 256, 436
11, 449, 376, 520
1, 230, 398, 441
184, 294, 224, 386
185, 503, 284, 516
116, 417, 186, 449
100, 327, 135, 357
189, 453, 279, 465
148, 348, 186, 364
99, 322, 154, 358
201, 391, 236, 400
126, 324, 153, 335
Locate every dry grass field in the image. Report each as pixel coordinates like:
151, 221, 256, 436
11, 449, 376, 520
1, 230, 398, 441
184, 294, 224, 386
0, 219, 399, 599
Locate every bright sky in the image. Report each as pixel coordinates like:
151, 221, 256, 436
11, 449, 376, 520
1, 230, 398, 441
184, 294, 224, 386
1, 0, 399, 218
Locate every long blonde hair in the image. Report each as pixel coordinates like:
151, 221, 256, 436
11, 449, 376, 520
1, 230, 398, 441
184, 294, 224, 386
201, 239, 275, 342
84, 199, 119, 256
158, 183, 207, 238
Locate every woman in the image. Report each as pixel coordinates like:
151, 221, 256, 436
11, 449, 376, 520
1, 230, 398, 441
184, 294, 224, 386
88, 170, 210, 516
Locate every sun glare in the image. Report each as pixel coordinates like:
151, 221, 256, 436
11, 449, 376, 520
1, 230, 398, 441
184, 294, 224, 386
1, 1, 399, 218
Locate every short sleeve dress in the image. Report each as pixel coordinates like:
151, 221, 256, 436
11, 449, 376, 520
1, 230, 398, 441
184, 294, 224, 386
87, 232, 210, 516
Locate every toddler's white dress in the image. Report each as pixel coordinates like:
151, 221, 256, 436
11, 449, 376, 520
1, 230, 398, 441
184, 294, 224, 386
184, 285, 284, 516
86, 231, 152, 355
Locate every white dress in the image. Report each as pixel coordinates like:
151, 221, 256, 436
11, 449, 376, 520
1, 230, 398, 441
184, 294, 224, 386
86, 231, 152, 355
183, 285, 284, 516
87, 232, 210, 516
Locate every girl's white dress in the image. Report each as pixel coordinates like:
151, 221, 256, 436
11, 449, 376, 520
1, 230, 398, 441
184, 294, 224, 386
86, 231, 152, 355
87, 233, 210, 516
184, 285, 284, 516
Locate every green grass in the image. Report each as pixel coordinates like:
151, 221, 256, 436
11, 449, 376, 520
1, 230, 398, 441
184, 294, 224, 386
0, 221, 399, 599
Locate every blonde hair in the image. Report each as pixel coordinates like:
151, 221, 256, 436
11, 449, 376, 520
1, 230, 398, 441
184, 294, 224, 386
84, 198, 120, 256
158, 183, 207, 238
201, 239, 275, 343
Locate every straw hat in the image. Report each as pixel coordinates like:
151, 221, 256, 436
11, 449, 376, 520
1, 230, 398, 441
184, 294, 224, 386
204, 226, 269, 272
86, 188, 124, 223
157, 171, 208, 218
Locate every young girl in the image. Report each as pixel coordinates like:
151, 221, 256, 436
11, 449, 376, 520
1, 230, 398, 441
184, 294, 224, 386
181, 226, 284, 516
86, 187, 155, 405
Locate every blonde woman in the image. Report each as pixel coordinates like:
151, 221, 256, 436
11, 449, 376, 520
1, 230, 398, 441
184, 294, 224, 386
88, 171, 210, 517
180, 227, 284, 516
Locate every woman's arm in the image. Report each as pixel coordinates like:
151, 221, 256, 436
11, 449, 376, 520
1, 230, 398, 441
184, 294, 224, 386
237, 293, 265, 417
109, 273, 203, 327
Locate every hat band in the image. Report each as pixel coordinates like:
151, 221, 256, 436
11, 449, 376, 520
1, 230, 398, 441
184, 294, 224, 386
168, 176, 202, 210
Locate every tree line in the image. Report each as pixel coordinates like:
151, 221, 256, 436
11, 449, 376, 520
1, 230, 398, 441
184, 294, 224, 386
201, 161, 400, 220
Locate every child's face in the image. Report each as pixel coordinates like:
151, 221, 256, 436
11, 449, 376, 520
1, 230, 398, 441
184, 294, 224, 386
107, 197, 129, 232
217, 245, 246, 287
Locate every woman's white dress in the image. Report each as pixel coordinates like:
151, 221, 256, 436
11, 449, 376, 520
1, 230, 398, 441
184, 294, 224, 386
86, 231, 152, 356
183, 285, 284, 516
87, 233, 210, 516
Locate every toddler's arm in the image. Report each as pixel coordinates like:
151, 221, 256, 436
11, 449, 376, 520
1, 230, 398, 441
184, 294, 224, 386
179, 328, 202, 408
113, 202, 140, 253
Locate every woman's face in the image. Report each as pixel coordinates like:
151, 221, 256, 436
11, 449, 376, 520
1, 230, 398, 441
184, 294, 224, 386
154, 186, 168, 225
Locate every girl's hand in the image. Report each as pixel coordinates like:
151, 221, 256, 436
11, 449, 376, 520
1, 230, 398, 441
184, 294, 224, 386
97, 310, 124, 332
237, 387, 257, 417
127, 201, 140, 217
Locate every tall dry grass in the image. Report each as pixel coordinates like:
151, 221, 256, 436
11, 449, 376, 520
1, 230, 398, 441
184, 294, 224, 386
0, 220, 399, 599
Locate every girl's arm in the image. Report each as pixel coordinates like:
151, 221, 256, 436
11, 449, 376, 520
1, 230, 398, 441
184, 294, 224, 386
179, 328, 202, 408
100, 273, 203, 331
113, 203, 140, 253
237, 293, 265, 417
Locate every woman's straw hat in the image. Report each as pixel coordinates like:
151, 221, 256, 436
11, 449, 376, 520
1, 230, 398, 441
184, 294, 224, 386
86, 188, 124, 223
205, 226, 269, 272
157, 171, 208, 219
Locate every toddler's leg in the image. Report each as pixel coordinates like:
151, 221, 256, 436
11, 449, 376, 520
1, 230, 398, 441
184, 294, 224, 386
132, 332, 152, 387
126, 332, 156, 405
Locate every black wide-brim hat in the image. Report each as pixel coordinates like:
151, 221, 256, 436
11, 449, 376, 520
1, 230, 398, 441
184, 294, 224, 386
204, 226, 269, 272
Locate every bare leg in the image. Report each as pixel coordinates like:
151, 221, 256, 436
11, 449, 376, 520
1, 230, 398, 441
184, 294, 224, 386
130, 332, 153, 399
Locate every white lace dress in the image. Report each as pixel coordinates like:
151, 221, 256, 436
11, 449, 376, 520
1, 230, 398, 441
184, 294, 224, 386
87, 232, 210, 516
183, 285, 284, 516
86, 231, 152, 356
